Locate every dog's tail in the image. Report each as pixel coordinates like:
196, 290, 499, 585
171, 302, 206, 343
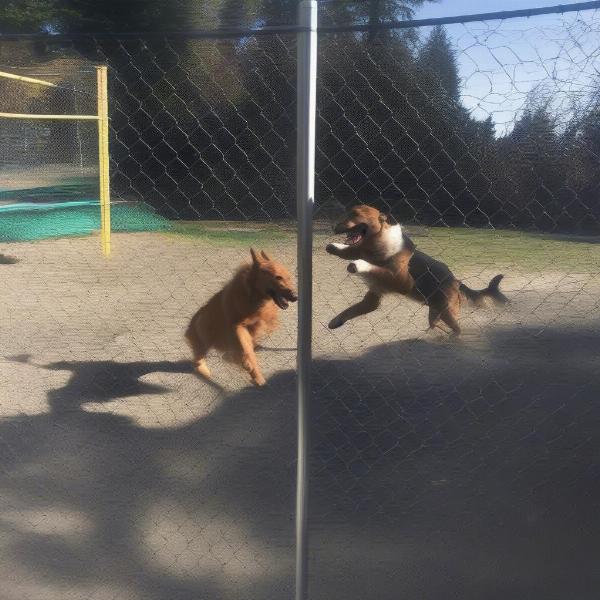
460, 274, 508, 307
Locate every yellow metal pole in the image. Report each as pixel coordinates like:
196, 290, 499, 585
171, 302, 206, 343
0, 112, 99, 120
96, 65, 111, 256
0, 70, 57, 87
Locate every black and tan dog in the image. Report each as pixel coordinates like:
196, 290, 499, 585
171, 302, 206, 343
326, 205, 507, 336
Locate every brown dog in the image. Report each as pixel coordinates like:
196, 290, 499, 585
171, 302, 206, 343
185, 249, 297, 386
326, 205, 507, 336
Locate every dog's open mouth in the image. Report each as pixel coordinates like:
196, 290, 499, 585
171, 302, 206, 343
269, 290, 291, 310
343, 223, 368, 245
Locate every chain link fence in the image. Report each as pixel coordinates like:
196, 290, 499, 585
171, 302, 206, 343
0, 61, 100, 241
0, 31, 300, 600
310, 7, 600, 599
0, 4, 600, 599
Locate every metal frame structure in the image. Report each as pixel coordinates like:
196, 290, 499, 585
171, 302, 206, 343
96, 66, 111, 256
295, 5, 317, 600
2, 2, 600, 597
0, 66, 111, 256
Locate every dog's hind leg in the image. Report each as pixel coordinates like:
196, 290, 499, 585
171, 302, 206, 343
195, 358, 211, 379
428, 306, 440, 330
428, 306, 452, 335
328, 291, 381, 329
185, 326, 212, 379
440, 301, 461, 338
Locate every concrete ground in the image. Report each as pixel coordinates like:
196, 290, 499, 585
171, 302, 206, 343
1, 231, 599, 599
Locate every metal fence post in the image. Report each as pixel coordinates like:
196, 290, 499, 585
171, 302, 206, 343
296, 2, 317, 600
96, 65, 111, 257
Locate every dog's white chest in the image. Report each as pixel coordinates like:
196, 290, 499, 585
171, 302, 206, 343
381, 224, 404, 259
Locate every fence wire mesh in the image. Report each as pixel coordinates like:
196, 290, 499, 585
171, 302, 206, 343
0, 61, 100, 241
310, 8, 600, 600
0, 33, 299, 600
0, 4, 599, 600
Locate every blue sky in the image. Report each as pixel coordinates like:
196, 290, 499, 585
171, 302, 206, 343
412, 1, 600, 133
414, 0, 586, 19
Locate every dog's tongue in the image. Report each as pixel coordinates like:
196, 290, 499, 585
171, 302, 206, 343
273, 293, 289, 310
346, 233, 361, 244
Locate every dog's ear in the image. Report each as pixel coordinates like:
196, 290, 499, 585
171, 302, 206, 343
260, 250, 272, 262
378, 212, 389, 225
250, 248, 261, 266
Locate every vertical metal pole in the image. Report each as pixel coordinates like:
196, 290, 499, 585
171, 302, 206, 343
97, 65, 111, 256
296, 2, 317, 600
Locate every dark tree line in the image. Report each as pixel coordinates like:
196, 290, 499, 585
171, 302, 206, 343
2, 1, 599, 232
317, 25, 600, 233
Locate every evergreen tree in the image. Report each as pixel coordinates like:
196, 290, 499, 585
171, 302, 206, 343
0, 0, 225, 33
417, 25, 460, 102
496, 104, 567, 230
0, 0, 64, 33
562, 95, 600, 229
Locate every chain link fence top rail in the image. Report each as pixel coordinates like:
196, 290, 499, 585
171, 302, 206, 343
0, 3, 600, 600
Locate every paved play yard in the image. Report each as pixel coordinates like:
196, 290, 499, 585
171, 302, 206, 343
1, 225, 599, 599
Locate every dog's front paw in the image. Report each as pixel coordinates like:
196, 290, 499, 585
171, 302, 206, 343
326, 242, 349, 256
347, 259, 372, 274
328, 315, 345, 329
253, 374, 267, 386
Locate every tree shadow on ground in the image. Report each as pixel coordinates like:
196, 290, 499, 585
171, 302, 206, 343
539, 232, 600, 244
1, 324, 600, 599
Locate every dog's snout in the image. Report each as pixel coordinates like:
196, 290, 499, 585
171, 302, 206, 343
333, 222, 345, 234
286, 290, 298, 302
